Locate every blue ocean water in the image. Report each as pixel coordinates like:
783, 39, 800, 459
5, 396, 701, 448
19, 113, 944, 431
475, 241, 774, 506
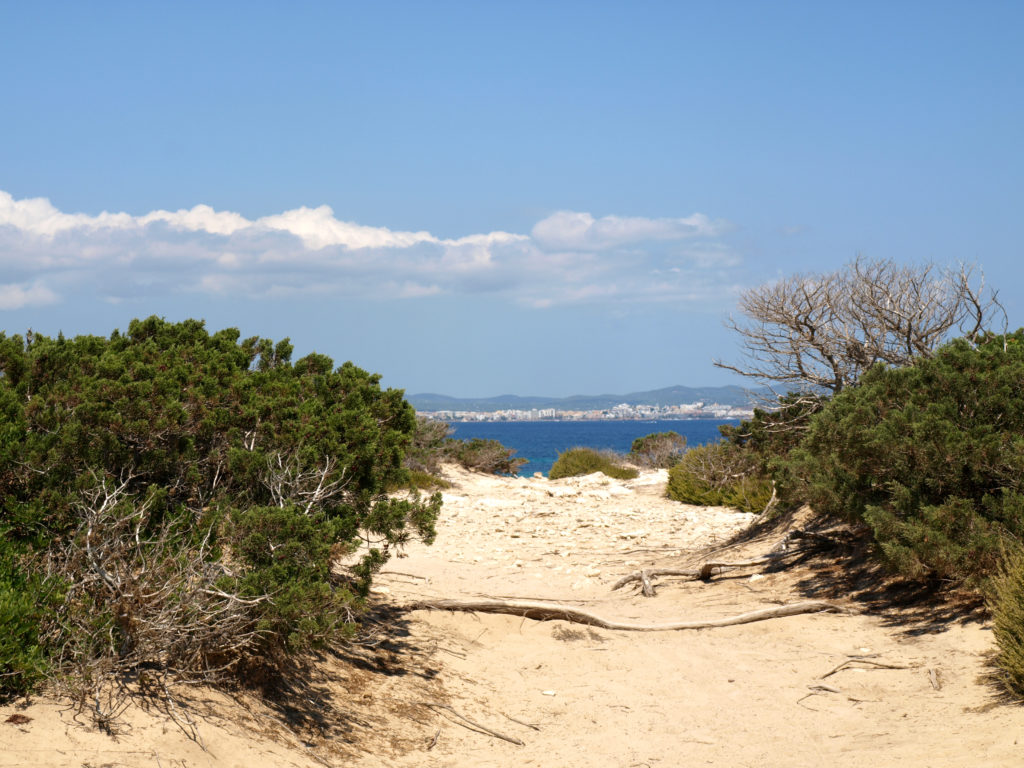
448, 419, 737, 477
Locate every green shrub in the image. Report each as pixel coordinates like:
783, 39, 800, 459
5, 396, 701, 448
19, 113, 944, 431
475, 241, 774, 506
782, 331, 1024, 586
0, 317, 441, 700
720, 394, 827, 466
666, 442, 773, 513
629, 431, 687, 468
403, 416, 525, 477
0, 538, 53, 696
549, 447, 639, 480
990, 546, 1024, 699
404, 416, 453, 475
448, 437, 527, 475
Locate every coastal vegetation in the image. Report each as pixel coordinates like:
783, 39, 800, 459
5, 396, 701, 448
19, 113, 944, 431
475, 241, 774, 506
628, 431, 687, 469
708, 259, 1024, 697
548, 447, 639, 480
449, 437, 528, 475
0, 317, 441, 703
990, 547, 1024, 696
777, 332, 1024, 586
404, 415, 526, 478
666, 442, 773, 514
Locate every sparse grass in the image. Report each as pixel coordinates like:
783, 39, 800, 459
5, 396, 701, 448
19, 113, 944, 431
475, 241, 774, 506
989, 546, 1024, 699
407, 470, 452, 491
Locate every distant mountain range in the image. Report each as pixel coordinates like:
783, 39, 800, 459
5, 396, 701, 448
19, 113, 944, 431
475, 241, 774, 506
407, 385, 765, 412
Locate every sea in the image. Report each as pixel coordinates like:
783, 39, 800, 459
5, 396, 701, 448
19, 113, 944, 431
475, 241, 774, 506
448, 418, 738, 477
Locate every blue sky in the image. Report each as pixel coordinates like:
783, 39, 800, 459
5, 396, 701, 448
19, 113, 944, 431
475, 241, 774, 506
1, 1, 1021, 397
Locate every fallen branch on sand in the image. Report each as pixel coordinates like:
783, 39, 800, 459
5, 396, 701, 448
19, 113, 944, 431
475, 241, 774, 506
612, 528, 850, 596
611, 558, 780, 593
407, 598, 850, 631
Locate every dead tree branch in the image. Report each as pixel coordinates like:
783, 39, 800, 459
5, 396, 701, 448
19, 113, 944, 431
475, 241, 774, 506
41, 471, 273, 726
408, 598, 851, 630
610, 557, 785, 592
261, 452, 351, 514
716, 257, 1005, 398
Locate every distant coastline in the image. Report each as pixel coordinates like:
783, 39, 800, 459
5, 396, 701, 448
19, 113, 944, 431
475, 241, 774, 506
408, 383, 762, 422
418, 402, 754, 423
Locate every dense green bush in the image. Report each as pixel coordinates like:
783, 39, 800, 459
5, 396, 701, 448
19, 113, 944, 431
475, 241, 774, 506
549, 447, 639, 480
0, 317, 440, 699
629, 431, 687, 468
666, 442, 773, 513
0, 538, 52, 696
782, 332, 1024, 585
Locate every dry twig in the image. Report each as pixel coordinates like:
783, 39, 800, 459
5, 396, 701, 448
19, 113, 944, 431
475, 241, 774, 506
821, 658, 911, 679
421, 703, 525, 746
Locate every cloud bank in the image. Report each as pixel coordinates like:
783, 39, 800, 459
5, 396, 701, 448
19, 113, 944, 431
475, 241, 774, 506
0, 190, 740, 310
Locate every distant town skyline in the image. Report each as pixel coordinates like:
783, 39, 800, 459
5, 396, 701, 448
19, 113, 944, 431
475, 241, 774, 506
418, 402, 754, 423
1, 3, 1021, 397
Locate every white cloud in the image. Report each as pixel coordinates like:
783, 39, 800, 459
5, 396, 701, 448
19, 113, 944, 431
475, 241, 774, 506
531, 210, 727, 250
258, 205, 437, 250
0, 190, 740, 309
0, 281, 58, 310
140, 204, 250, 236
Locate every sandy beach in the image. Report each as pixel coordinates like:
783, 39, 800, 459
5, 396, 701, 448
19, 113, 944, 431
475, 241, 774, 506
3, 465, 1024, 767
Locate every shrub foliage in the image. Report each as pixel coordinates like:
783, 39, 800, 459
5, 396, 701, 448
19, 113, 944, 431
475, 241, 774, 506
548, 447, 639, 481
782, 332, 1024, 585
404, 416, 526, 477
666, 442, 773, 514
403, 416, 453, 475
629, 431, 687, 468
0, 317, 440, 699
447, 437, 527, 475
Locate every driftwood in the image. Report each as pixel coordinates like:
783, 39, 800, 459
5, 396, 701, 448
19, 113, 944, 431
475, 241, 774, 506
612, 527, 850, 595
639, 569, 656, 597
408, 598, 849, 631
611, 558, 782, 592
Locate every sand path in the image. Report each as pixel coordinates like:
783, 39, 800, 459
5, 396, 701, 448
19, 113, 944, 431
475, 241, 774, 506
362, 466, 1024, 767
4, 465, 1024, 767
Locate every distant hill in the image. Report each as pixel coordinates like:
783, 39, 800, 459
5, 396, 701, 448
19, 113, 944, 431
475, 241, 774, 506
407, 385, 765, 412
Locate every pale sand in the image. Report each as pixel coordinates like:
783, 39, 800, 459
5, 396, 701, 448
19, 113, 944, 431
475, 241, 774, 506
4, 465, 1024, 766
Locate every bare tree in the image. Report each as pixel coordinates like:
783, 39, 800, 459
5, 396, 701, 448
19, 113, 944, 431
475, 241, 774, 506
715, 257, 1004, 396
